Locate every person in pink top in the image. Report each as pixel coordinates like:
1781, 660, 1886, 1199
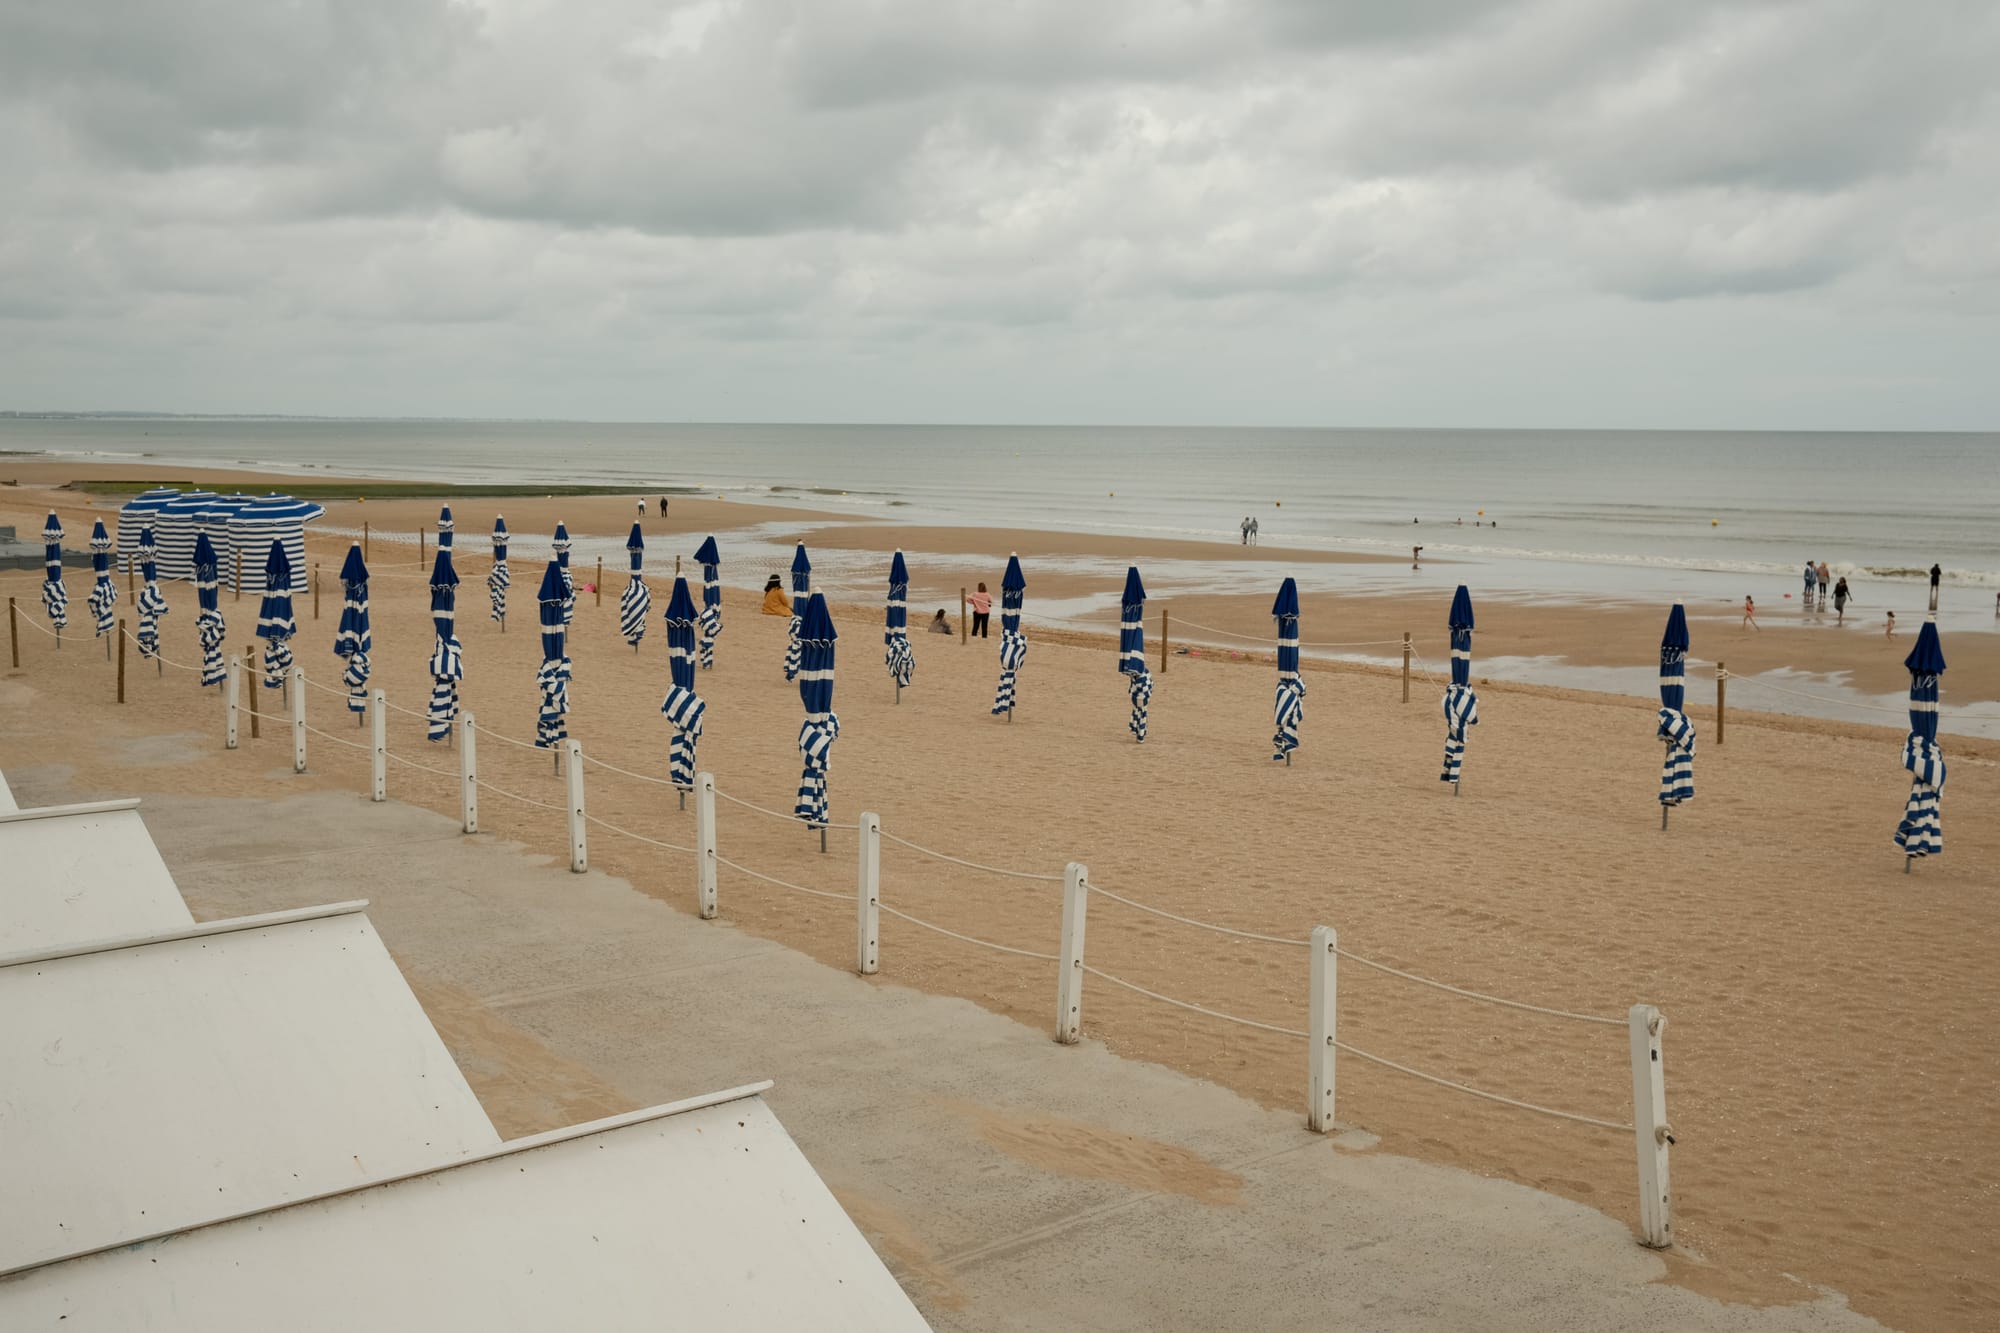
967, 581, 992, 638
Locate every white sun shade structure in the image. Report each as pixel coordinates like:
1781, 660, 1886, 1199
0, 799, 192, 952
0, 1085, 931, 1332
0, 902, 499, 1277
150, 490, 220, 581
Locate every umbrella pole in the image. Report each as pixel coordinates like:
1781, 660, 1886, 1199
895, 682, 901, 705
820, 825, 827, 855
1905, 856, 1913, 875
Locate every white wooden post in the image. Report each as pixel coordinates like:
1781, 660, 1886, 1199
695, 771, 718, 919
224, 655, 241, 749
1629, 1004, 1673, 1249
289, 666, 307, 773
369, 689, 387, 802
1308, 925, 1339, 1132
856, 811, 880, 975
1055, 862, 1089, 1044
565, 737, 587, 872
458, 712, 478, 833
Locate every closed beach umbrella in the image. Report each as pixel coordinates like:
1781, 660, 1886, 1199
334, 543, 372, 718
1272, 577, 1304, 763
488, 515, 510, 626
427, 548, 463, 742
1894, 622, 1947, 866
619, 522, 650, 650
553, 522, 574, 627
193, 533, 226, 687
437, 505, 454, 551
793, 590, 840, 831
88, 519, 118, 642
135, 527, 169, 661
1119, 567, 1152, 742
535, 559, 570, 749
254, 540, 297, 692
884, 549, 914, 696
1657, 604, 1696, 821
785, 543, 811, 680
1441, 585, 1479, 788
694, 535, 722, 668
991, 553, 1027, 718
40, 512, 68, 636
661, 578, 705, 795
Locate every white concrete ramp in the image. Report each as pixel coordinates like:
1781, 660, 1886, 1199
0, 799, 193, 951
0, 1087, 932, 1332
0, 903, 499, 1275
0, 768, 14, 811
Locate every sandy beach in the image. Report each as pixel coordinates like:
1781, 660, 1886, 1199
4, 470, 1997, 1329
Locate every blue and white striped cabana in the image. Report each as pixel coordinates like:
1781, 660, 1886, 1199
885, 549, 913, 697
619, 523, 650, 650
794, 591, 840, 830
427, 549, 463, 742
553, 522, 575, 627
694, 535, 722, 669
536, 559, 570, 749
40, 512, 67, 634
488, 515, 510, 626
1272, 577, 1303, 763
334, 543, 372, 717
254, 540, 297, 691
151, 491, 219, 582
135, 527, 169, 661
1441, 585, 1479, 788
1895, 621, 1947, 866
992, 554, 1026, 718
1119, 567, 1151, 742
198, 495, 256, 592
661, 578, 704, 793
116, 488, 181, 560
88, 519, 118, 641
226, 495, 324, 596
193, 533, 226, 687
785, 543, 812, 681
1657, 604, 1696, 818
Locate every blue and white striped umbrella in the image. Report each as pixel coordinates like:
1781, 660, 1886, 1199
535, 559, 570, 748
334, 543, 372, 716
135, 527, 169, 660
992, 553, 1026, 716
427, 549, 463, 742
884, 549, 913, 692
40, 512, 68, 633
88, 519, 118, 640
254, 540, 297, 691
785, 543, 812, 680
1657, 604, 1696, 809
794, 591, 840, 827
437, 505, 454, 551
553, 522, 575, 627
488, 515, 510, 625
193, 533, 226, 687
1441, 585, 1479, 785
1895, 622, 1947, 861
694, 535, 722, 668
1119, 567, 1151, 742
619, 523, 650, 649
661, 578, 704, 791
1272, 577, 1304, 762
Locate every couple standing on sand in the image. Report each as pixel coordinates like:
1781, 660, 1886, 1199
1240, 517, 1260, 546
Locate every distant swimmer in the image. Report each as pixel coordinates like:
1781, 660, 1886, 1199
1412, 545, 1423, 568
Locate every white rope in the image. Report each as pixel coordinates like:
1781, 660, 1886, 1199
1407, 645, 1447, 688
1166, 616, 1416, 650
713, 785, 859, 830
472, 776, 570, 815
581, 753, 678, 789
1330, 949, 1624, 1027
300, 720, 373, 753
1086, 883, 1309, 948
383, 747, 459, 780
379, 694, 432, 722
712, 853, 849, 902
879, 904, 1060, 961
117, 626, 204, 674
1081, 965, 1309, 1038
581, 811, 695, 856
877, 829, 1064, 883
296, 670, 352, 700
13, 614, 60, 638
478, 725, 557, 755
1330, 1040, 1631, 1132
1717, 669, 2000, 721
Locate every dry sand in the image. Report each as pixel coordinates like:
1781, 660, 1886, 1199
3, 478, 1997, 1330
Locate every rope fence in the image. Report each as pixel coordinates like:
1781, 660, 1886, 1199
582, 810, 695, 856
877, 828, 1065, 883
713, 852, 850, 902
1718, 668, 2000, 722
714, 784, 860, 830
1082, 964, 1309, 1038
879, 903, 1061, 961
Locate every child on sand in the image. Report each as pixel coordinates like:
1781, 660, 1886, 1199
1743, 595, 1759, 630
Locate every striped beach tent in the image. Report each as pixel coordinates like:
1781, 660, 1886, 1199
1441, 585, 1479, 788
226, 495, 324, 596
88, 519, 118, 641
427, 548, 463, 743
488, 516, 510, 626
198, 494, 256, 592
1272, 577, 1304, 763
785, 543, 811, 681
1119, 567, 1151, 742
1657, 604, 1696, 817
254, 541, 297, 691
193, 533, 226, 687
40, 512, 68, 634
151, 491, 218, 582
1894, 621, 1947, 865
535, 559, 570, 749
619, 523, 650, 650
661, 577, 704, 793
553, 522, 575, 627
992, 553, 1026, 717
793, 590, 840, 829
437, 505, 454, 551
116, 487, 181, 560
135, 527, 169, 661
334, 543, 372, 717
694, 535, 722, 668
884, 549, 913, 696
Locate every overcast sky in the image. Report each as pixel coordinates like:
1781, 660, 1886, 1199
2, 0, 1994, 428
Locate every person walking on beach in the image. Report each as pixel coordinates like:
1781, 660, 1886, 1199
967, 581, 992, 638
1803, 560, 1817, 609
1816, 561, 1830, 609
1833, 576, 1851, 624
1884, 610, 1896, 639
1250, 516, 1260, 546
1743, 594, 1760, 630
1241, 517, 1251, 546
637, 498, 646, 519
